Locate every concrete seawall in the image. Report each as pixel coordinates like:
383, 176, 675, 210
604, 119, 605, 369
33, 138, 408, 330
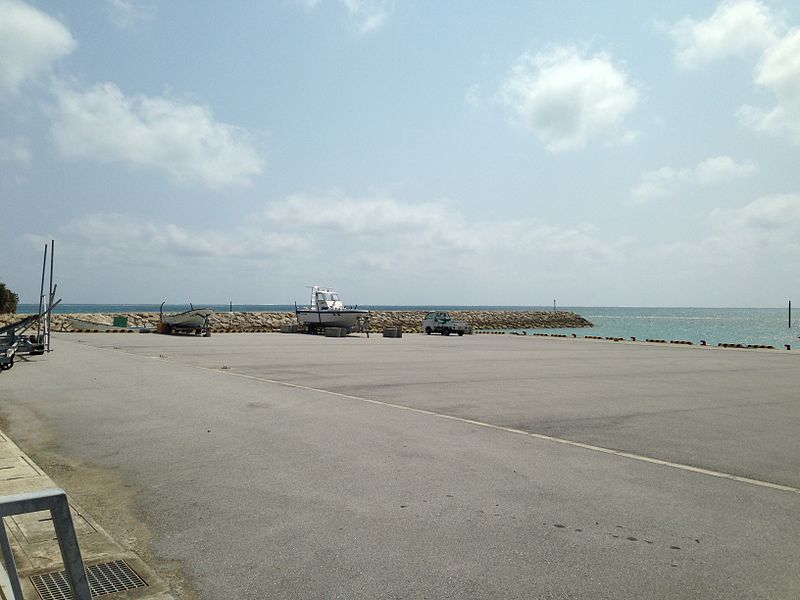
1, 310, 592, 332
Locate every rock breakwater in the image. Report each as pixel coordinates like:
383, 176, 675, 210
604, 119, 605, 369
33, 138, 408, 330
0, 310, 592, 333
367, 310, 591, 332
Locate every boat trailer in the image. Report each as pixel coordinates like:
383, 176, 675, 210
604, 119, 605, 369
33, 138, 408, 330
0, 313, 46, 372
1, 241, 62, 372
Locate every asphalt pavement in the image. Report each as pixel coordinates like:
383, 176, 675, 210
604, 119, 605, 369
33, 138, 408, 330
1, 332, 798, 599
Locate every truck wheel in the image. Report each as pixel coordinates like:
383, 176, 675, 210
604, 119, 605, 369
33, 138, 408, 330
457, 331, 464, 336
425, 327, 432, 335
442, 327, 451, 336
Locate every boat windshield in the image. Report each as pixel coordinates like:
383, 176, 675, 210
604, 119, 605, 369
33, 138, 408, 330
312, 290, 343, 309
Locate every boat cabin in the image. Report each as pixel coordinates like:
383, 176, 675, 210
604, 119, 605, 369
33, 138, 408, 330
309, 287, 345, 311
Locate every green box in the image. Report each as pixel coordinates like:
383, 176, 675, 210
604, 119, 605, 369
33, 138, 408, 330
112, 315, 128, 327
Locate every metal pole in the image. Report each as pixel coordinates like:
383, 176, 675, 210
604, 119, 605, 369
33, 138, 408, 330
36, 244, 48, 342
47, 240, 54, 351
789, 300, 792, 328
49, 496, 92, 600
48, 284, 57, 348
0, 518, 24, 600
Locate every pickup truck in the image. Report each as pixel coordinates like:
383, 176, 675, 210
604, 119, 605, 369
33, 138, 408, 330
422, 311, 469, 336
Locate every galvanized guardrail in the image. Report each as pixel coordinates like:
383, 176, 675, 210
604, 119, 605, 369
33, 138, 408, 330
0, 488, 91, 600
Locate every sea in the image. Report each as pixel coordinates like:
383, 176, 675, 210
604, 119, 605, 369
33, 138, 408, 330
17, 304, 797, 348
528, 306, 797, 349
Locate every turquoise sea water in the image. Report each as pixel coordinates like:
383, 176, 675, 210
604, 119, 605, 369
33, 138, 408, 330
17, 304, 798, 348
527, 307, 796, 349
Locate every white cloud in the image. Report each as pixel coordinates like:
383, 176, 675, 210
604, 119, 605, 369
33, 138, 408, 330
0, 136, 31, 164
624, 194, 800, 307
264, 192, 447, 234
106, 0, 156, 29
495, 222, 616, 264
0, 0, 75, 98
301, 0, 392, 33
263, 191, 616, 269
297, 0, 322, 11
738, 28, 800, 142
606, 129, 640, 148
663, 194, 800, 263
631, 166, 693, 202
632, 156, 759, 202
669, 0, 782, 69
340, 0, 392, 34
49, 82, 265, 188
721, 193, 800, 235
63, 213, 306, 267
498, 45, 639, 152
669, 1, 800, 143
694, 155, 759, 184
45, 196, 617, 294
25, 194, 628, 303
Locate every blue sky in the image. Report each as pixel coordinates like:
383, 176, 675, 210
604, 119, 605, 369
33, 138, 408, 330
1, 0, 799, 306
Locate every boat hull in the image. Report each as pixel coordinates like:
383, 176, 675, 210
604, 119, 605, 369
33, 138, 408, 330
296, 309, 369, 330
66, 317, 115, 331
66, 317, 154, 333
163, 309, 214, 329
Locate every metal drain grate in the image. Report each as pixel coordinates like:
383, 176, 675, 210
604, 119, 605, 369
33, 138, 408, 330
31, 559, 148, 599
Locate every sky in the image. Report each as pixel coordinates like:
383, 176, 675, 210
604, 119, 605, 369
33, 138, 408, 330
1, 0, 799, 307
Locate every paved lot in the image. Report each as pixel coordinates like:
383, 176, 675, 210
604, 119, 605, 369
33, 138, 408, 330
1, 332, 798, 599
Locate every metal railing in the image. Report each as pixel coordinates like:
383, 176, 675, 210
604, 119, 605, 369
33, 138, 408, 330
0, 488, 91, 600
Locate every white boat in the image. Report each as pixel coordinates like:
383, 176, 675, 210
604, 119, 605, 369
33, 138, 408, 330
295, 287, 369, 332
162, 305, 214, 330
65, 316, 154, 332
66, 317, 116, 331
